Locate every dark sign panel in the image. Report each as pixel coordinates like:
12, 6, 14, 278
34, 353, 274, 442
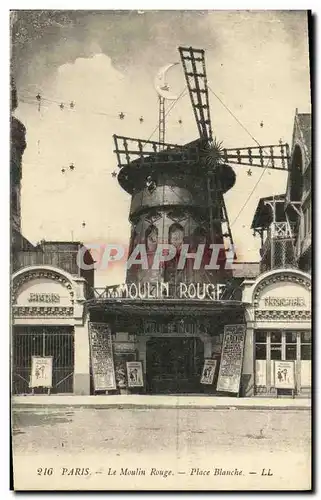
217, 324, 246, 393
89, 322, 116, 391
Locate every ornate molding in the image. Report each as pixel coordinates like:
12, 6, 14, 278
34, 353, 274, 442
144, 211, 162, 225
167, 209, 188, 224
12, 269, 75, 304
13, 306, 74, 317
253, 272, 311, 307
255, 309, 311, 321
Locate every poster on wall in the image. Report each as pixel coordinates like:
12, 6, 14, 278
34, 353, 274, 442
126, 361, 144, 387
200, 359, 217, 385
29, 356, 53, 389
217, 324, 246, 393
89, 322, 116, 391
274, 360, 295, 389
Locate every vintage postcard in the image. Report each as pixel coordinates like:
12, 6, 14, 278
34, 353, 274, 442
10, 10, 312, 491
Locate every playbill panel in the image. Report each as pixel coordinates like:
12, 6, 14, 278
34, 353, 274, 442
10, 9, 312, 491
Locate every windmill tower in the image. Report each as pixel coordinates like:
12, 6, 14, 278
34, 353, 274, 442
113, 47, 291, 297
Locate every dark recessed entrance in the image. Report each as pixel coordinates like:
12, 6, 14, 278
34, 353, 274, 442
146, 337, 203, 394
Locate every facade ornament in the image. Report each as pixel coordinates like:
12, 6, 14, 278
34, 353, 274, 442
253, 271, 311, 307
255, 309, 311, 321
12, 269, 75, 304
13, 306, 74, 317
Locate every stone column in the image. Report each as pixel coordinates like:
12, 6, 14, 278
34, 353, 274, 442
137, 336, 147, 374
241, 325, 255, 397
74, 315, 90, 395
202, 333, 212, 358
136, 336, 147, 394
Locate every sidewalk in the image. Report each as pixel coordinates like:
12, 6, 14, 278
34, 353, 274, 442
12, 394, 311, 410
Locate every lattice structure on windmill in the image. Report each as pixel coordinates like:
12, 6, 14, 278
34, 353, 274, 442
113, 46, 292, 296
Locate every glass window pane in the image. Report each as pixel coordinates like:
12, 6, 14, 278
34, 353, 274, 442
301, 345, 311, 360
301, 331, 311, 343
255, 344, 267, 360
271, 345, 282, 360
286, 345, 297, 360
286, 332, 297, 344
271, 331, 282, 343
255, 331, 267, 343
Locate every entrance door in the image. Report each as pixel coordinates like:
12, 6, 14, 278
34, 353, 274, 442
12, 326, 74, 394
146, 337, 203, 394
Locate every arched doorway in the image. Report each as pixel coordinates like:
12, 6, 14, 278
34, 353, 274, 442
12, 267, 77, 394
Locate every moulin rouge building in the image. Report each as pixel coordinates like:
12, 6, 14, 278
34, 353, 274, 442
12, 48, 311, 398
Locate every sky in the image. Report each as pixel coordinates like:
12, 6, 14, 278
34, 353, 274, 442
11, 10, 311, 286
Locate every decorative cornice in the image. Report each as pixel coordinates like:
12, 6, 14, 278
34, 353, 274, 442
253, 272, 311, 307
13, 306, 74, 317
12, 269, 74, 304
255, 309, 311, 321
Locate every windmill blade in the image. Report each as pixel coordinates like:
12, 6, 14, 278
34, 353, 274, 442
207, 172, 234, 250
222, 143, 291, 171
178, 46, 212, 141
113, 134, 200, 168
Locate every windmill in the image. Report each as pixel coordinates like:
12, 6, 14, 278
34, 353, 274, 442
113, 46, 291, 291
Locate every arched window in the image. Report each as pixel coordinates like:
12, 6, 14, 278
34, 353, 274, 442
145, 225, 158, 253
168, 223, 184, 250
290, 145, 303, 202
192, 226, 208, 248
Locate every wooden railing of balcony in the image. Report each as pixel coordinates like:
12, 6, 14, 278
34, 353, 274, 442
12, 251, 81, 276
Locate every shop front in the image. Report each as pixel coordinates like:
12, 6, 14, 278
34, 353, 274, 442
11, 266, 90, 395
242, 269, 311, 397
12, 268, 311, 398
87, 297, 249, 396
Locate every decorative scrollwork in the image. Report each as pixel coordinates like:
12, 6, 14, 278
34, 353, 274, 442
255, 309, 311, 321
12, 269, 75, 304
253, 271, 311, 307
13, 306, 74, 317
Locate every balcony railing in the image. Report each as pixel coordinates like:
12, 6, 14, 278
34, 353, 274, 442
260, 222, 297, 272
12, 251, 81, 276
271, 221, 295, 238
261, 222, 295, 258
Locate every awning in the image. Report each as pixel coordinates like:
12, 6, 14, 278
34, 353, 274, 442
86, 298, 245, 317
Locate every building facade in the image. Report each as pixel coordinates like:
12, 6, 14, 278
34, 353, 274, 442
12, 265, 90, 395
10, 78, 35, 256
241, 269, 311, 397
249, 110, 312, 397
288, 111, 311, 273
10, 84, 94, 396
11, 103, 311, 398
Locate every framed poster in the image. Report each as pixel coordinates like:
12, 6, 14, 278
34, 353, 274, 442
126, 361, 144, 388
217, 324, 246, 393
30, 356, 53, 389
89, 322, 116, 391
200, 359, 217, 385
274, 360, 295, 389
